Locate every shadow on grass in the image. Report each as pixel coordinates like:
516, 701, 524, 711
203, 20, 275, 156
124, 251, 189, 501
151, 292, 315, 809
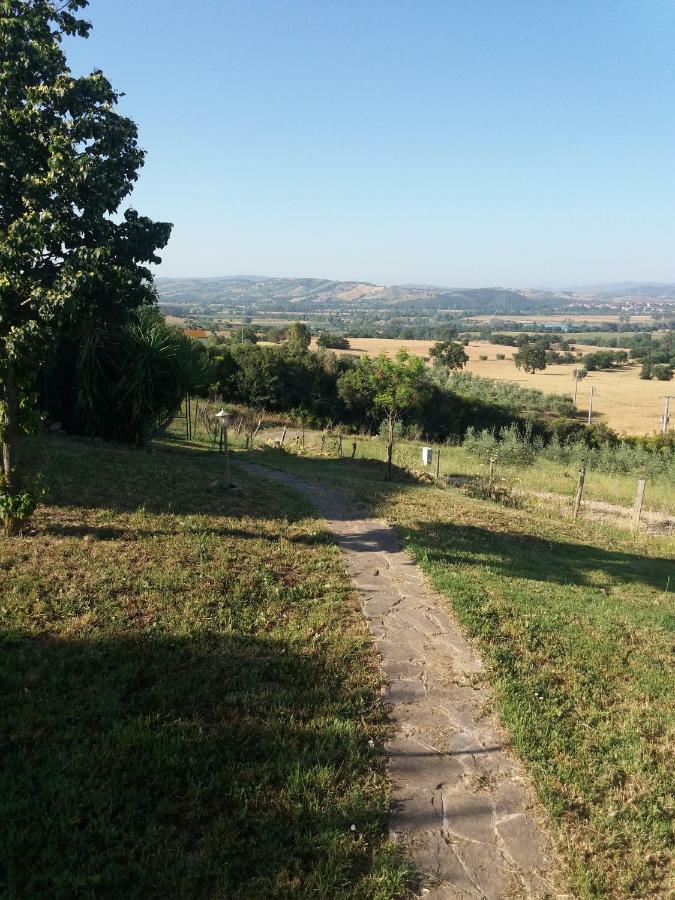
244, 449, 673, 593
403, 518, 673, 593
39, 520, 334, 546
0, 631, 400, 898
20, 435, 317, 523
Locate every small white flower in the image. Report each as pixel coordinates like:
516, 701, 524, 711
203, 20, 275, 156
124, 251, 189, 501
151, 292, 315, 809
350, 824, 357, 832
368, 739, 375, 747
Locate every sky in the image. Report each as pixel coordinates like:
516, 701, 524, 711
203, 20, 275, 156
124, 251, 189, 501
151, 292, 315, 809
64, 0, 675, 288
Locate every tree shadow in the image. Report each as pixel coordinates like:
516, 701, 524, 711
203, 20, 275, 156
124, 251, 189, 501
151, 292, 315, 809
38, 520, 334, 546
403, 518, 673, 592
22, 435, 318, 523
0, 631, 401, 898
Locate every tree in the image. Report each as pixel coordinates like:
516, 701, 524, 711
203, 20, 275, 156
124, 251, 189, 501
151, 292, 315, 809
429, 340, 469, 371
513, 343, 547, 374
651, 364, 673, 382
338, 350, 429, 481
231, 325, 259, 344
317, 331, 350, 350
0, 0, 171, 530
285, 321, 311, 351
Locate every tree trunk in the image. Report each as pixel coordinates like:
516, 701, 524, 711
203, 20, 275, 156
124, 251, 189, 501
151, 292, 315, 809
2, 361, 19, 494
386, 414, 394, 482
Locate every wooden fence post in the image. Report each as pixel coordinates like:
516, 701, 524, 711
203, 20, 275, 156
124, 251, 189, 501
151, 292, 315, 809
338, 434, 343, 457
488, 457, 495, 489
633, 478, 646, 531
573, 464, 586, 518
280, 426, 287, 446
351, 441, 357, 459
435, 446, 441, 479
320, 434, 326, 456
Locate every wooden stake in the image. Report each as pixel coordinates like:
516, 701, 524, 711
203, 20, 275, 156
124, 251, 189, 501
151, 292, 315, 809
633, 478, 646, 531
435, 445, 441, 479
338, 434, 343, 457
351, 441, 357, 459
488, 457, 495, 488
280, 426, 287, 445
573, 464, 586, 518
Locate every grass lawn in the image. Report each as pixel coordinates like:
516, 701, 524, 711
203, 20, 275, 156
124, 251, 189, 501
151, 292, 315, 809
248, 447, 675, 898
245, 428, 675, 515
0, 436, 413, 898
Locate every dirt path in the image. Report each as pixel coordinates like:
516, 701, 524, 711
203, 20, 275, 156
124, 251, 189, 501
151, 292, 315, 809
238, 462, 565, 899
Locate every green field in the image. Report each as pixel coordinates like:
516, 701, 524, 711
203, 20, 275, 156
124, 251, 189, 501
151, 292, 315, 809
0, 437, 413, 898
247, 447, 675, 898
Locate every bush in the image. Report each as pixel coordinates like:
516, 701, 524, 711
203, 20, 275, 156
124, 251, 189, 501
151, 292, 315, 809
317, 332, 350, 350
652, 364, 673, 381
463, 423, 540, 466
496, 353, 506, 360
0, 479, 38, 534
465, 424, 675, 481
479, 355, 488, 361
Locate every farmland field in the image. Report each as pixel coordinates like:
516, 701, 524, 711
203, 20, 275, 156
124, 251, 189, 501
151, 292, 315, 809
311, 337, 667, 435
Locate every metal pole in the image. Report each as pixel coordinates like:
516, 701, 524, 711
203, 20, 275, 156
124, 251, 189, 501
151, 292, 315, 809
224, 425, 230, 489
587, 386, 594, 425
660, 395, 672, 435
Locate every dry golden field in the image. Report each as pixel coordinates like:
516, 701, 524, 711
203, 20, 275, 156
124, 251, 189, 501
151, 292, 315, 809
311, 337, 668, 435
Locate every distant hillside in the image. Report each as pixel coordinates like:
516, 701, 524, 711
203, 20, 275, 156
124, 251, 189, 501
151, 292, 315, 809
155, 275, 675, 318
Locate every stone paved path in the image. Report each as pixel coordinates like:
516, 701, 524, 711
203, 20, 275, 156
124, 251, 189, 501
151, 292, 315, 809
239, 462, 565, 899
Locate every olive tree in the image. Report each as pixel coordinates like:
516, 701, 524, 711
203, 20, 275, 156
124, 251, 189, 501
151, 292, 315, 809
0, 0, 171, 530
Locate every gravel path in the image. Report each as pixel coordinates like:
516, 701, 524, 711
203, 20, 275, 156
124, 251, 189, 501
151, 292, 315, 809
238, 462, 565, 899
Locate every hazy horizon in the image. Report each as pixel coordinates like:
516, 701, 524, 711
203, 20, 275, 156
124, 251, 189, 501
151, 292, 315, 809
154, 273, 675, 293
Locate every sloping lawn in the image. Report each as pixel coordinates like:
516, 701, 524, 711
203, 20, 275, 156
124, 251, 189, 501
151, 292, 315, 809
250, 448, 675, 899
0, 437, 412, 898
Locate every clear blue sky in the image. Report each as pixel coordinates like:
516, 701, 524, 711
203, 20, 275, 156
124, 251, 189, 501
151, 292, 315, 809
65, 0, 675, 287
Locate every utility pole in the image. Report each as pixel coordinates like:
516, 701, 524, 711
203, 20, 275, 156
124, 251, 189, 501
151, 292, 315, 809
660, 395, 673, 434
587, 386, 594, 425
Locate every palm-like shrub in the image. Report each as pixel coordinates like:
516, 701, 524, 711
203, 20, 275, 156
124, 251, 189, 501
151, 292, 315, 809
44, 309, 211, 444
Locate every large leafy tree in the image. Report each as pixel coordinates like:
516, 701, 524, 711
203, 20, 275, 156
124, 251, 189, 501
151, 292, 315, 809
285, 321, 311, 351
429, 340, 468, 371
337, 350, 430, 480
0, 0, 171, 513
513, 342, 547, 374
